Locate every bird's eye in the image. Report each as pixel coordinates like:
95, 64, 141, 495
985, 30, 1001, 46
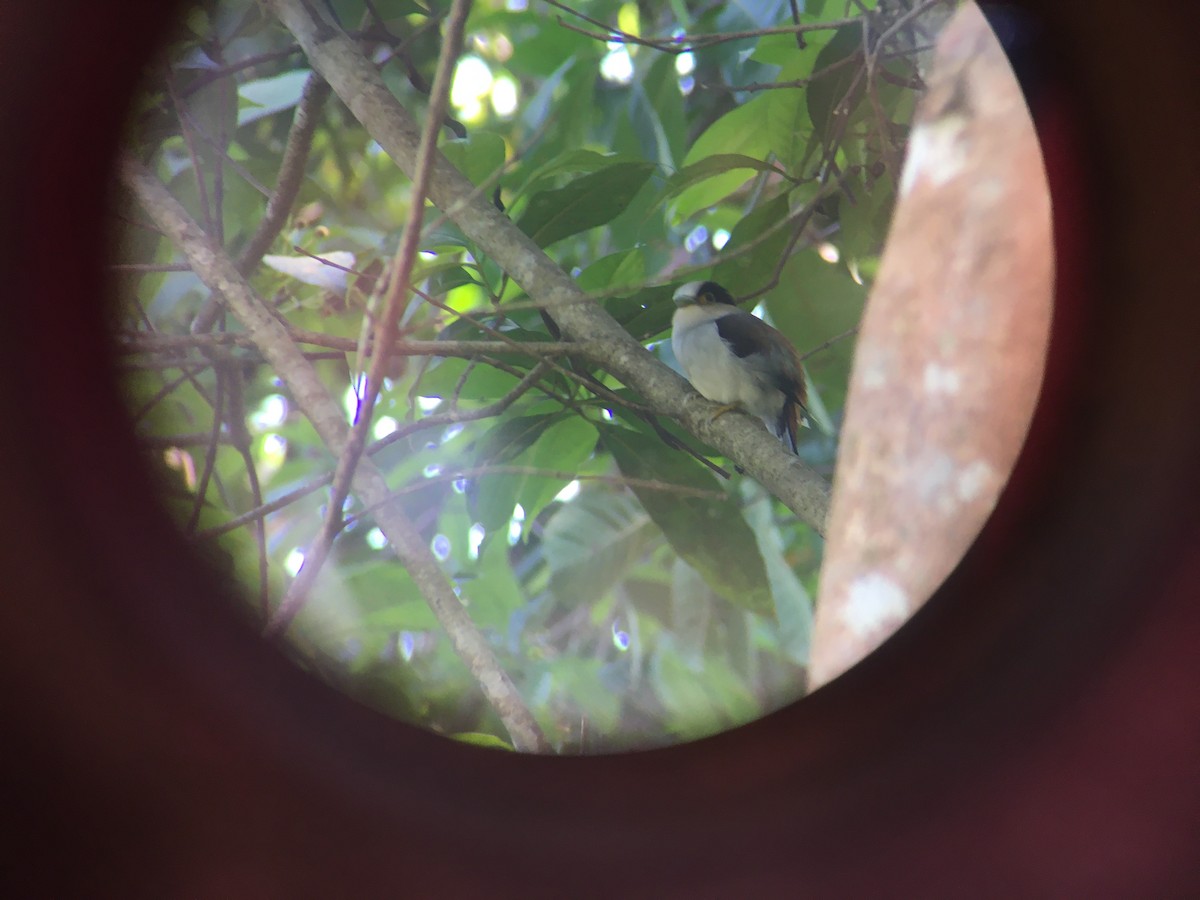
700, 292, 712, 304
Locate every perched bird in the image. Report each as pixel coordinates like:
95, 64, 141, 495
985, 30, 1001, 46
671, 280, 808, 453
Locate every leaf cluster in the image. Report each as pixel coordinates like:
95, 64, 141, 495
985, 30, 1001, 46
117, 0, 928, 751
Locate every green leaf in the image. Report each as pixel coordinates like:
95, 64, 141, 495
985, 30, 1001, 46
715, 0, 788, 30
512, 416, 598, 536
423, 221, 472, 251
658, 154, 786, 209
743, 491, 813, 666
468, 536, 526, 631
628, 79, 673, 172
341, 564, 440, 630
478, 11, 593, 79
187, 75, 238, 151
806, 24, 864, 153
764, 71, 812, 175
425, 265, 479, 295
711, 193, 793, 296
575, 247, 647, 294
237, 69, 313, 126
551, 658, 622, 733
519, 55, 577, 131
517, 162, 655, 248
670, 557, 714, 666
765, 249, 868, 416
751, 32, 807, 66
542, 490, 659, 610
470, 413, 556, 532
415, 357, 521, 402
472, 415, 599, 539
439, 131, 507, 188
837, 172, 896, 261
601, 426, 773, 615
516, 150, 646, 202
610, 283, 680, 340
672, 98, 773, 218
473, 414, 556, 467
641, 53, 687, 169
650, 643, 759, 741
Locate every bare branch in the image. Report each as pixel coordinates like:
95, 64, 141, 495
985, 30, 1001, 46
264, 0, 831, 535
117, 328, 586, 360
119, 155, 551, 754
298, 0, 470, 637
192, 73, 331, 334
798, 326, 859, 363
192, 360, 553, 542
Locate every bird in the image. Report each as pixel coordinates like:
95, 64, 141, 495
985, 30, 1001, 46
671, 280, 809, 453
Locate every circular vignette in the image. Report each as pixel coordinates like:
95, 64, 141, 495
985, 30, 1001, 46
0, 2, 1198, 898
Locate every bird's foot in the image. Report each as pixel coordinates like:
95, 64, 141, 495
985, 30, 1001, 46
709, 403, 742, 423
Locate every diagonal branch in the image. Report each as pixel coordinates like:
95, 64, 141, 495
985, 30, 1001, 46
192, 72, 331, 334
264, 0, 831, 535
192, 361, 553, 542
117, 328, 588, 360
119, 155, 550, 754
300, 0, 470, 645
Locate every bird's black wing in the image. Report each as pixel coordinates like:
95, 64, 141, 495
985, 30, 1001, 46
714, 312, 805, 396
712, 309, 771, 359
714, 309, 811, 449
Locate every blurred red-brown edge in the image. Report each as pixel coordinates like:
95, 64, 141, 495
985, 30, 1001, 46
1, 0, 1196, 894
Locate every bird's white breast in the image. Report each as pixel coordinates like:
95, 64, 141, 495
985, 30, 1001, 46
671, 305, 783, 420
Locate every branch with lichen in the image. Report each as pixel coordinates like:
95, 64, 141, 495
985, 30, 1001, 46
262, 0, 833, 535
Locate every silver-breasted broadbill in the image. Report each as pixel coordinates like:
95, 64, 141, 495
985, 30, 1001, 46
671, 280, 809, 453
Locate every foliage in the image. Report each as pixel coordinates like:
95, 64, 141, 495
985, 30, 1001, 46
116, 0, 933, 752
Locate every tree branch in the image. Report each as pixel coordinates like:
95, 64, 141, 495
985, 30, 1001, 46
189, 360, 553, 541
263, 0, 831, 535
119, 155, 551, 754
192, 72, 331, 334
116, 328, 588, 360
300, 0, 469, 646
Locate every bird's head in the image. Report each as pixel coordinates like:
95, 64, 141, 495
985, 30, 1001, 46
672, 281, 737, 309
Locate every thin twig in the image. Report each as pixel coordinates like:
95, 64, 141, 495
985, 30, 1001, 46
193, 361, 554, 541
121, 149, 552, 753
192, 73, 331, 334
117, 327, 589, 361
180, 46, 307, 97
417, 289, 659, 417
708, 51, 860, 93
788, 0, 805, 48
110, 262, 194, 273
267, 0, 832, 537
186, 368, 225, 534
278, 0, 471, 637
545, 1, 861, 54
798, 326, 859, 363
166, 70, 214, 236
129, 369, 208, 424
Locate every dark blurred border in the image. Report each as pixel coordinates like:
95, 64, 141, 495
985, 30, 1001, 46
1, 0, 1197, 894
